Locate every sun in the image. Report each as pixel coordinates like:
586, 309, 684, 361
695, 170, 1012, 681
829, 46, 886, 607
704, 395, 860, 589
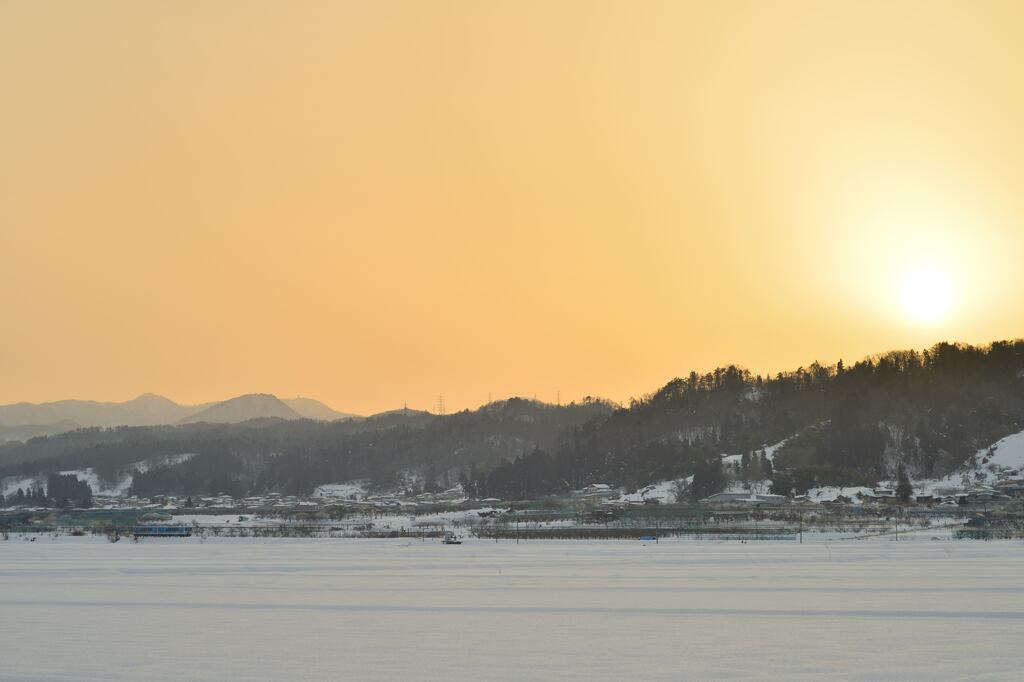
900, 267, 953, 324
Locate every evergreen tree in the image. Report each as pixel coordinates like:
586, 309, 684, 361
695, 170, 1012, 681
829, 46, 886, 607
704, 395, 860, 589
46, 474, 91, 507
690, 457, 725, 500
770, 472, 794, 497
896, 463, 913, 503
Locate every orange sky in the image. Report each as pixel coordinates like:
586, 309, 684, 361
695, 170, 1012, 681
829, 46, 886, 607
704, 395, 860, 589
2, 1, 1023, 415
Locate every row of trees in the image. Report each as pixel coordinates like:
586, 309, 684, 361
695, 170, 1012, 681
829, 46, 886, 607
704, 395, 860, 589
0, 474, 93, 508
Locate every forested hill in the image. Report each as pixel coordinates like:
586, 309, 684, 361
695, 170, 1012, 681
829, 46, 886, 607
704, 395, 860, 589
0, 398, 613, 497
469, 340, 1024, 498
2, 340, 1023, 501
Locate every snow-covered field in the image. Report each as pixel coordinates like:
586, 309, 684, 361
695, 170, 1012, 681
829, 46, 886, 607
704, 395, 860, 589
1, 537, 1022, 681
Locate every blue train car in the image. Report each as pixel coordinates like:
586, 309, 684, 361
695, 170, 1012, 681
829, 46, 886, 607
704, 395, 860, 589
132, 524, 192, 538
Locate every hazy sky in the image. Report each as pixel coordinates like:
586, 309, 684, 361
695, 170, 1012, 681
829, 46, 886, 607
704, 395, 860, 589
2, 1, 1023, 414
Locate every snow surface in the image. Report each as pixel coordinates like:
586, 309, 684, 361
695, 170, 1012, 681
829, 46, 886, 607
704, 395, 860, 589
1, 536, 1022, 681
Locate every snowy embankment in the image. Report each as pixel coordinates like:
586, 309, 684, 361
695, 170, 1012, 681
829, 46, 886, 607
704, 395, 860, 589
916, 429, 1024, 493
817, 428, 1024, 501
733, 431, 1024, 503
2, 537, 1023, 681
798, 429, 1024, 503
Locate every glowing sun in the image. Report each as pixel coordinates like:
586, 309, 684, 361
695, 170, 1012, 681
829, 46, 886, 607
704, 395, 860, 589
900, 267, 953, 324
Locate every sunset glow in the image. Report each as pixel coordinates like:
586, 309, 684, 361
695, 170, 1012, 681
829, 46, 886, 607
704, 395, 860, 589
900, 268, 953, 325
4, 5, 1024, 678
2, 1, 1023, 413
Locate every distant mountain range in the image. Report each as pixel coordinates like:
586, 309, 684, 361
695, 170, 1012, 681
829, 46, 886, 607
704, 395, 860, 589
281, 397, 355, 422
177, 394, 302, 425
0, 393, 359, 441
